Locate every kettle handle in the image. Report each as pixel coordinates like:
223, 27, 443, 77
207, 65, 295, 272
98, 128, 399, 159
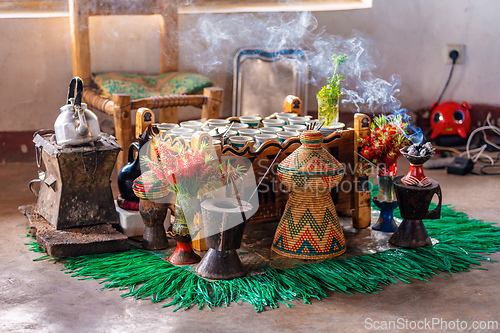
128, 142, 140, 164
29, 179, 40, 198
67, 77, 84, 105
426, 184, 442, 220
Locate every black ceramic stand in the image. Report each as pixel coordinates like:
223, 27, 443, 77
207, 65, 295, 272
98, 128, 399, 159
197, 198, 252, 280
389, 176, 442, 248
139, 199, 169, 250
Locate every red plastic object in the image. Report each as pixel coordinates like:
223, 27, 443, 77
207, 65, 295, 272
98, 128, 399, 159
401, 164, 431, 187
430, 101, 471, 139
117, 195, 140, 211
168, 238, 201, 265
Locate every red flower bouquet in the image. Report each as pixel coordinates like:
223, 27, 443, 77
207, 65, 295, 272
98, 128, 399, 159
141, 140, 247, 236
358, 114, 411, 175
145, 142, 245, 197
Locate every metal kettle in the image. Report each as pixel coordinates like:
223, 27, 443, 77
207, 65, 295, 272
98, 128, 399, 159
54, 77, 101, 146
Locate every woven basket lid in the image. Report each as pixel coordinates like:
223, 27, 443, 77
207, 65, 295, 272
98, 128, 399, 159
132, 170, 170, 200
277, 130, 344, 178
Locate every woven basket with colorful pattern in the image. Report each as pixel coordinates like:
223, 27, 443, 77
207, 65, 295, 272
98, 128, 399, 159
132, 170, 171, 200
272, 131, 346, 260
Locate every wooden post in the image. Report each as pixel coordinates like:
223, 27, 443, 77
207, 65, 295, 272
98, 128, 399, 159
69, 0, 92, 85
136, 108, 155, 139
191, 208, 209, 251
283, 95, 302, 115
201, 87, 223, 120
159, 0, 179, 74
188, 131, 214, 252
352, 113, 372, 229
113, 94, 132, 170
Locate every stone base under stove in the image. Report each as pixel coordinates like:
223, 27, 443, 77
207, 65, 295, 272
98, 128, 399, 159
20, 204, 130, 257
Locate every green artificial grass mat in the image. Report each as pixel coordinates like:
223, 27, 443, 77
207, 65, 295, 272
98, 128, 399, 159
25, 191, 500, 312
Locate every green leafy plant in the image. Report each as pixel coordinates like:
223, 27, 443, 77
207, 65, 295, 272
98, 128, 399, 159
317, 54, 347, 126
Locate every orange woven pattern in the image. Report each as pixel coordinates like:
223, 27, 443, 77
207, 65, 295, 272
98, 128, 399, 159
272, 192, 346, 259
132, 171, 170, 200
273, 130, 346, 259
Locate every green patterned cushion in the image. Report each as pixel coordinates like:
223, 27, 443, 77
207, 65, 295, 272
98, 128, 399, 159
93, 72, 213, 100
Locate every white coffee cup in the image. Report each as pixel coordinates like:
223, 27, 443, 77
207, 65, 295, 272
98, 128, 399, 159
288, 116, 310, 126
230, 135, 253, 149
171, 127, 195, 136
283, 124, 307, 133
239, 116, 262, 129
238, 128, 260, 137
207, 119, 230, 128
260, 127, 282, 134
277, 131, 299, 143
276, 112, 298, 124
254, 133, 278, 147
262, 119, 285, 128
180, 120, 203, 131
156, 123, 179, 132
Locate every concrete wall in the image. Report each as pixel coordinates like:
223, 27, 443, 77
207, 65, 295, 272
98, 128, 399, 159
0, 0, 498, 133
313, 0, 500, 112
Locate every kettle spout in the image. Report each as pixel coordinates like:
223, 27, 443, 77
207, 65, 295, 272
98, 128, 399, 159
76, 109, 89, 136
77, 122, 89, 136
74, 90, 89, 136
74, 101, 89, 136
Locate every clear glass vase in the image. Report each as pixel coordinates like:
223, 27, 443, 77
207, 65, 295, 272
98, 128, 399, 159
168, 193, 202, 265
376, 163, 397, 203
317, 96, 339, 127
171, 194, 198, 236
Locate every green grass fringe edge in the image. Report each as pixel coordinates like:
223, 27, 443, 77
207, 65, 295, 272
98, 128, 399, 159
25, 185, 500, 312
26, 204, 498, 312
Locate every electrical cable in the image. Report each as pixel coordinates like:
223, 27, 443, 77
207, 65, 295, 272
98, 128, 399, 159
476, 152, 500, 165
463, 114, 500, 175
433, 145, 462, 155
464, 126, 499, 162
432, 52, 500, 175
483, 113, 500, 151
479, 165, 500, 175
435, 51, 459, 107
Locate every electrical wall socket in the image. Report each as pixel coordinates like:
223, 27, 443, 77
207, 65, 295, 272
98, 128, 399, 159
445, 44, 465, 64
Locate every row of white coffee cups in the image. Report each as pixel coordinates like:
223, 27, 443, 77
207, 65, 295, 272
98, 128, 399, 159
154, 113, 313, 147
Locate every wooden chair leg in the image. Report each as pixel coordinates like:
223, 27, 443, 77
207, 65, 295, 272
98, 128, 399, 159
159, 106, 178, 124
112, 94, 132, 170
202, 87, 223, 120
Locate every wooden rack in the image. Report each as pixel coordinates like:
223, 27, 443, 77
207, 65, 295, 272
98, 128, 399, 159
219, 113, 372, 229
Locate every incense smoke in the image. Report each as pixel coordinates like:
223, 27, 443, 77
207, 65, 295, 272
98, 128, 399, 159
83, 0, 410, 118
392, 109, 424, 144
180, 11, 407, 116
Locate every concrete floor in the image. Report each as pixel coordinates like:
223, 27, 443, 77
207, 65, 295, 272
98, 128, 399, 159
1, 160, 499, 333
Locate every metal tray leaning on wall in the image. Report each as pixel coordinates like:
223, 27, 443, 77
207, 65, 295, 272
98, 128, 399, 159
219, 113, 372, 229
